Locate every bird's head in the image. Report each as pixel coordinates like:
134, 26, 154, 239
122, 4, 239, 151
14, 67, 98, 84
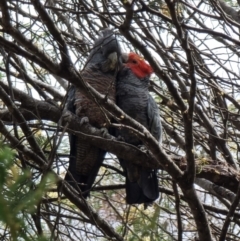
122, 52, 153, 78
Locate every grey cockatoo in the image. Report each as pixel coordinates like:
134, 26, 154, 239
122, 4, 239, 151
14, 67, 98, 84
116, 52, 162, 204
64, 29, 121, 197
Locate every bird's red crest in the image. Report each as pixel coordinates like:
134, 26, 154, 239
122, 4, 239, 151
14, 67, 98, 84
125, 52, 153, 78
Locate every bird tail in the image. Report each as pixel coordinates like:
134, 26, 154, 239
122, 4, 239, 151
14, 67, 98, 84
65, 134, 106, 198
121, 159, 159, 204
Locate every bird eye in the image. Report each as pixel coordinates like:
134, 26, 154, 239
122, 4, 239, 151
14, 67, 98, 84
132, 60, 137, 64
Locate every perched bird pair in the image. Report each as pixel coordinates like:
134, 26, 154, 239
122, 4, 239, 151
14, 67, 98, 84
64, 29, 162, 205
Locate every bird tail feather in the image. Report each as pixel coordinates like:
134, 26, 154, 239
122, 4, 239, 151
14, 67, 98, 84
121, 159, 159, 204
65, 135, 106, 198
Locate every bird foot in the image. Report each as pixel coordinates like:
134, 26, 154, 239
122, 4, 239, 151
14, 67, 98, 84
80, 116, 89, 126
61, 110, 72, 124
100, 127, 109, 138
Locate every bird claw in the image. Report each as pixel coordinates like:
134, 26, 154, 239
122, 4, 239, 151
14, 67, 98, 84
100, 127, 109, 138
61, 112, 89, 129
61, 110, 71, 121
80, 116, 89, 126
61, 110, 72, 123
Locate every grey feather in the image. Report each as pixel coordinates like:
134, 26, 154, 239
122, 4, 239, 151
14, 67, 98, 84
116, 66, 162, 205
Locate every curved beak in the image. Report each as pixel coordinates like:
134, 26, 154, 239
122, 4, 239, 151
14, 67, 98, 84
121, 53, 129, 63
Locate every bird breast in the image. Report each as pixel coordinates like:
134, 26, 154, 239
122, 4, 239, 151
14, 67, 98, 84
75, 67, 115, 128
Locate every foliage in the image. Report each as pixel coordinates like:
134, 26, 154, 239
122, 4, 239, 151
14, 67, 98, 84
0, 144, 54, 241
